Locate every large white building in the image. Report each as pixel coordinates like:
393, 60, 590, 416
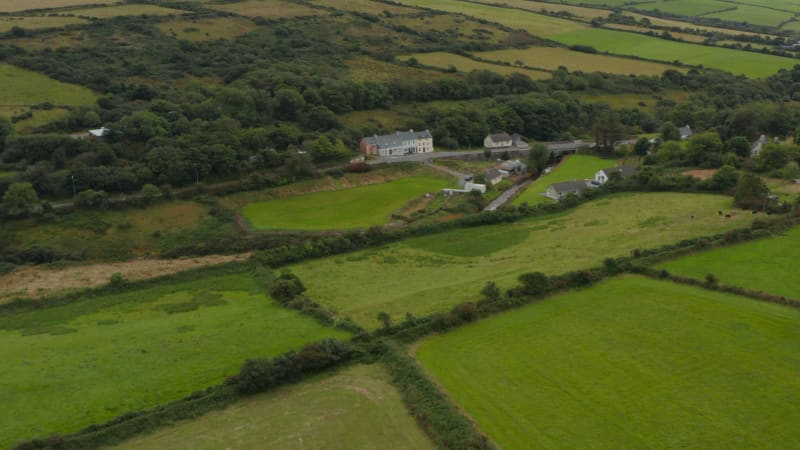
360, 129, 434, 157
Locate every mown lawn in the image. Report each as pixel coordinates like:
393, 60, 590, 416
113, 364, 435, 450
0, 272, 349, 448
513, 154, 614, 206
291, 192, 752, 328
241, 176, 451, 230
417, 275, 800, 449
659, 226, 800, 299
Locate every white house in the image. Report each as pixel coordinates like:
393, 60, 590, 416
751, 135, 767, 157
679, 125, 693, 140
89, 127, 110, 138
360, 129, 433, 156
545, 180, 592, 200
484, 132, 513, 149
595, 165, 637, 185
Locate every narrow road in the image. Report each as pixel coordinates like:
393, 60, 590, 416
484, 179, 532, 211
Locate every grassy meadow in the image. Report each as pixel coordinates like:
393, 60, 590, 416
291, 192, 752, 328
705, 4, 792, 27
513, 154, 614, 206
208, 0, 325, 18
0, 63, 96, 106
0, 15, 88, 32
69, 4, 187, 17
0, 272, 349, 448
416, 275, 800, 449
550, 28, 797, 78
309, 0, 416, 15
347, 56, 453, 82
386, 13, 512, 45
0, 0, 117, 13
241, 176, 451, 230
660, 226, 800, 299
114, 364, 435, 450
475, 46, 680, 76
156, 17, 257, 41
399, 52, 551, 79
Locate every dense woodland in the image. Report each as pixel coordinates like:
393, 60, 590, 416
1, 4, 800, 205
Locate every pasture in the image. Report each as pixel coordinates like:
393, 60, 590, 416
157, 17, 257, 41
513, 154, 613, 206
705, 4, 793, 27
550, 28, 797, 78
475, 46, 680, 76
0, 63, 96, 107
114, 364, 435, 450
69, 4, 186, 17
309, 0, 416, 15
416, 275, 800, 449
634, 0, 734, 17
394, 0, 589, 36
291, 192, 753, 328
399, 52, 551, 79
347, 56, 452, 82
0, 15, 88, 32
659, 226, 800, 299
241, 176, 451, 230
386, 13, 513, 45
208, 0, 325, 18
477, 0, 610, 21
0, 0, 117, 13
0, 272, 349, 449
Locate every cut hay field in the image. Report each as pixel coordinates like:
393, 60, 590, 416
0, 63, 96, 107
241, 176, 451, 230
416, 275, 800, 449
0, 0, 117, 13
69, 4, 187, 18
0, 272, 349, 449
513, 154, 613, 206
0, 15, 88, 32
157, 17, 257, 41
394, 0, 589, 36
399, 52, 551, 79
208, 0, 325, 18
475, 46, 680, 76
113, 364, 435, 450
550, 28, 798, 78
659, 226, 800, 299
291, 192, 752, 328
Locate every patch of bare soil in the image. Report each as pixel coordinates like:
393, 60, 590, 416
0, 253, 251, 303
683, 169, 717, 180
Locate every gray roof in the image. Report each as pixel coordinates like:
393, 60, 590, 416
484, 168, 502, 179
549, 180, 589, 193
488, 132, 512, 142
363, 129, 432, 148
679, 125, 693, 139
601, 165, 637, 178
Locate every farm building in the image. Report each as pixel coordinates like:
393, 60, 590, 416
545, 180, 594, 200
499, 159, 527, 175
751, 135, 768, 157
484, 168, 503, 186
484, 132, 513, 149
443, 182, 487, 195
360, 129, 433, 156
595, 164, 637, 184
679, 125, 693, 140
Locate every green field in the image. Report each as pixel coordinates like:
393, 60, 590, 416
0, 272, 348, 448
706, 4, 793, 27
0, 0, 117, 13
660, 226, 800, 299
114, 364, 435, 450
291, 192, 752, 328
399, 52, 551, 79
476, 46, 680, 76
416, 275, 800, 449
394, 0, 588, 36
513, 154, 613, 205
0, 63, 96, 107
241, 176, 451, 230
635, 0, 733, 17
0, 15, 88, 32
70, 4, 187, 17
208, 0, 325, 18
347, 56, 453, 82
550, 28, 798, 78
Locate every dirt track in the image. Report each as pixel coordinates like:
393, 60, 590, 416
0, 253, 251, 302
